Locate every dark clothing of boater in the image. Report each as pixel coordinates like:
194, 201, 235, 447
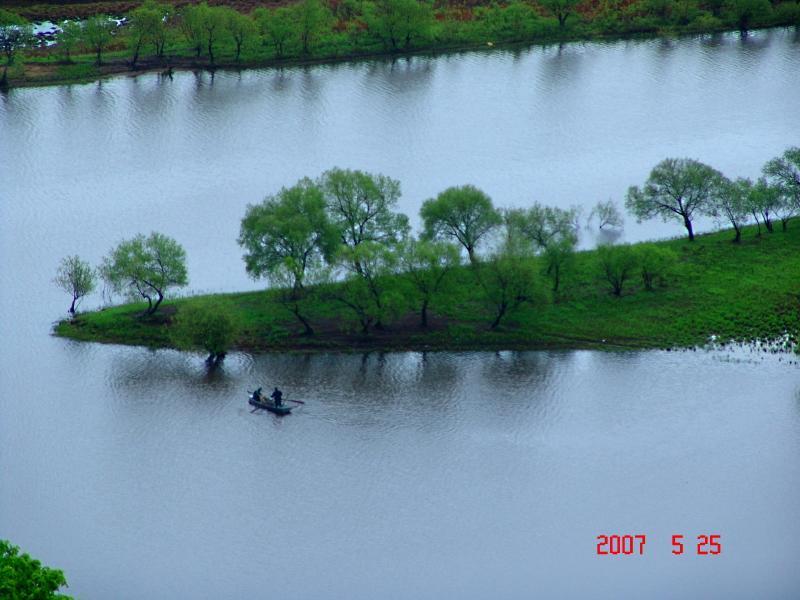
271, 388, 283, 407
253, 387, 263, 402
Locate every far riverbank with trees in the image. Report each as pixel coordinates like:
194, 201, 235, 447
2, 0, 799, 88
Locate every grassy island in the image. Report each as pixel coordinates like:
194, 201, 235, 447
2, 0, 800, 89
55, 224, 800, 354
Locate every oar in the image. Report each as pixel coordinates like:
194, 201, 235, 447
288, 398, 305, 405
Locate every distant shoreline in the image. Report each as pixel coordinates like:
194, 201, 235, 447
6, 22, 798, 90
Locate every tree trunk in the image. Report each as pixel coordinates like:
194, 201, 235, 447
236, 41, 242, 61
208, 40, 214, 64
733, 224, 741, 243
69, 296, 77, 315
781, 219, 789, 231
683, 215, 695, 241
149, 291, 164, 315
420, 298, 429, 328
96, 48, 102, 65
490, 303, 507, 329
291, 304, 315, 336
467, 246, 476, 265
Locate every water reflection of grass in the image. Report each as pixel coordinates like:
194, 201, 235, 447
56, 224, 800, 353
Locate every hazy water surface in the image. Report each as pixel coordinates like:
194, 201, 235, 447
1, 29, 800, 599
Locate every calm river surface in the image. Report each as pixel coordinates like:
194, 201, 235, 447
1, 28, 800, 599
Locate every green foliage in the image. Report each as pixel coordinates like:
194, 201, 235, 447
763, 146, 800, 208
255, 6, 295, 57
54, 255, 96, 314
635, 243, 678, 290
626, 158, 724, 241
421, 184, 502, 264
239, 178, 335, 290
589, 199, 624, 230
293, 0, 332, 54
365, 0, 435, 51
475, 230, 542, 329
711, 176, 751, 242
0, 539, 71, 599
319, 167, 409, 254
171, 300, 238, 359
505, 203, 578, 294
746, 177, 783, 233
722, 0, 772, 31
83, 15, 114, 64
127, 1, 169, 65
505, 203, 579, 249
398, 238, 461, 326
101, 232, 188, 315
333, 241, 402, 332
55, 21, 82, 62
222, 7, 257, 61
60, 223, 800, 353
475, 2, 545, 41
597, 243, 638, 296
685, 12, 724, 32
539, 0, 581, 28
0, 11, 33, 69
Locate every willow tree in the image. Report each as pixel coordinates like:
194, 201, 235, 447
0, 10, 33, 85
540, 0, 581, 28
54, 255, 96, 315
238, 179, 337, 335
764, 146, 800, 229
626, 158, 723, 241
711, 177, 750, 242
84, 15, 115, 65
101, 232, 188, 315
319, 167, 409, 272
505, 203, 579, 294
476, 229, 541, 329
421, 184, 501, 265
398, 239, 460, 327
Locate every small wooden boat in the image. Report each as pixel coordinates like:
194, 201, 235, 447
249, 395, 293, 415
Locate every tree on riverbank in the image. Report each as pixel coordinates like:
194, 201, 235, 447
398, 238, 460, 327
597, 243, 638, 297
319, 168, 409, 273
723, 0, 772, 33
84, 15, 114, 65
505, 203, 579, 294
0, 539, 71, 599
101, 232, 188, 316
476, 230, 542, 329
0, 10, 32, 86
54, 255, 96, 315
366, 0, 435, 51
540, 0, 580, 28
238, 179, 337, 335
764, 146, 800, 229
626, 158, 724, 241
421, 185, 501, 265
711, 177, 750, 242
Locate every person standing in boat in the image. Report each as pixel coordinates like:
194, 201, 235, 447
252, 387, 263, 402
271, 387, 283, 407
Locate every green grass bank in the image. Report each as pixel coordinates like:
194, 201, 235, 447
55, 225, 800, 354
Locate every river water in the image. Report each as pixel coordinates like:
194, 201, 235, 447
1, 29, 799, 599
